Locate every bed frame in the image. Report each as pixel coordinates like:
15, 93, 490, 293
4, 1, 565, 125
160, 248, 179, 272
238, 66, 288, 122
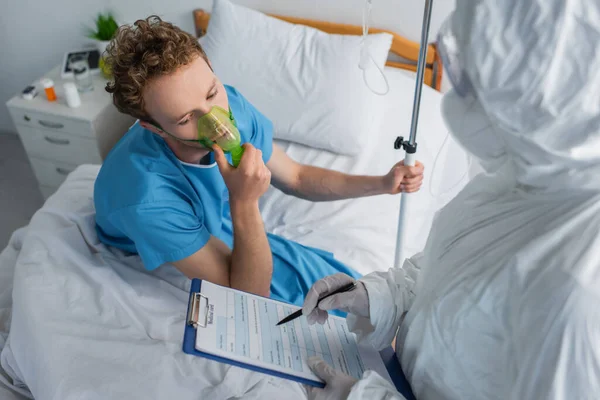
193, 9, 443, 91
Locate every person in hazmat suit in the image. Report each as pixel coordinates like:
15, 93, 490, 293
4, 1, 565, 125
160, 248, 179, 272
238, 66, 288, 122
303, 0, 600, 398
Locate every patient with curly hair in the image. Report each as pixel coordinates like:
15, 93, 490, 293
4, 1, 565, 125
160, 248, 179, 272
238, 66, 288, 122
93, 15, 424, 306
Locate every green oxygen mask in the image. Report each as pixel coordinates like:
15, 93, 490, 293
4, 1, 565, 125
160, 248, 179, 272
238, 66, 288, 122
197, 106, 244, 167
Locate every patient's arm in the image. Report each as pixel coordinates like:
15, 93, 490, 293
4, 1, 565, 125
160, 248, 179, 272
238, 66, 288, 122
172, 236, 232, 287
172, 200, 272, 297
173, 145, 273, 297
267, 144, 424, 202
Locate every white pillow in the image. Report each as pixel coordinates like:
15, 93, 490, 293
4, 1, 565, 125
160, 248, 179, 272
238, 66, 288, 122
199, 0, 393, 156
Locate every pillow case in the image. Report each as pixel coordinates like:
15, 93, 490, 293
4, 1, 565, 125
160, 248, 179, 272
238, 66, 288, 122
199, 0, 393, 155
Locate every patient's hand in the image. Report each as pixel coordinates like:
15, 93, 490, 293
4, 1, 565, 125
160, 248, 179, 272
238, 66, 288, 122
214, 143, 271, 204
383, 160, 424, 194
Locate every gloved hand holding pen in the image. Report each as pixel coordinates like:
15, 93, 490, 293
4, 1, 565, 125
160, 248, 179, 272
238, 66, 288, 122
302, 274, 387, 400
302, 273, 370, 325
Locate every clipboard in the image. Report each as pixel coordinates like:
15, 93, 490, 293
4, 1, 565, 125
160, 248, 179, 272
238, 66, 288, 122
183, 279, 416, 399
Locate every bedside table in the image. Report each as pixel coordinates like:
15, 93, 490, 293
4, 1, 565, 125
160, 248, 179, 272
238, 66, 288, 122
6, 66, 135, 199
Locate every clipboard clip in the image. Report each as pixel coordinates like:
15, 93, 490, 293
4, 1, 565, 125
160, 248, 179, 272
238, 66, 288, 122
187, 292, 209, 328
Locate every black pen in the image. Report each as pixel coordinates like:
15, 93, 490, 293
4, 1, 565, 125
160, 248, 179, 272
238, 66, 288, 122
276, 282, 357, 326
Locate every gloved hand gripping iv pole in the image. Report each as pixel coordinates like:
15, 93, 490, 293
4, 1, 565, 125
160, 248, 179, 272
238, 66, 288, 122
393, 0, 435, 269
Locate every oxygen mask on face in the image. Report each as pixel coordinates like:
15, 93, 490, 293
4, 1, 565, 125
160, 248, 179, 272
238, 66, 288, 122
197, 106, 244, 167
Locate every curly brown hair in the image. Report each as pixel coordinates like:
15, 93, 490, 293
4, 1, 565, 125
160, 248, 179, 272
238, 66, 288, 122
104, 15, 210, 123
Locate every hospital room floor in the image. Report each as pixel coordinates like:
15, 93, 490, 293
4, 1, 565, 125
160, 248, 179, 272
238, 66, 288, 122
0, 133, 43, 249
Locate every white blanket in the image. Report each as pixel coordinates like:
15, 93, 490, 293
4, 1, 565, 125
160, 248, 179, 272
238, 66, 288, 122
0, 167, 308, 399
0, 70, 470, 399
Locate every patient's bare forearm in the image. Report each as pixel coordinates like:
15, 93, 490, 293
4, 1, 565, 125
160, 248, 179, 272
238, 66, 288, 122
229, 201, 273, 296
290, 165, 386, 202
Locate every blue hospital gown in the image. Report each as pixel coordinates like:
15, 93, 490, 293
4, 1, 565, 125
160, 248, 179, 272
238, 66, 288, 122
94, 85, 360, 307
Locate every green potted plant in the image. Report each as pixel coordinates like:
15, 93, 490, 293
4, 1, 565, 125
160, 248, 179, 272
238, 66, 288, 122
86, 12, 119, 77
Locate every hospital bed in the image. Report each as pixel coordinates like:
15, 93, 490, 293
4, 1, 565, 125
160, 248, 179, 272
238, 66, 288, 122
0, 4, 471, 399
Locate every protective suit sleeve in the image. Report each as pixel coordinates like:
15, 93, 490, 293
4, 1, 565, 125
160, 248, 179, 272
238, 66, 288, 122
347, 371, 407, 400
511, 279, 600, 399
347, 255, 420, 351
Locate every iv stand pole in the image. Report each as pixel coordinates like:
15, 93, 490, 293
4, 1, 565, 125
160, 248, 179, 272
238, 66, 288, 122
393, 0, 435, 269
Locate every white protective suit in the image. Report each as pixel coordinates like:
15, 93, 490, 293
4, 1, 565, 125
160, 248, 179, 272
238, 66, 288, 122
345, 0, 600, 398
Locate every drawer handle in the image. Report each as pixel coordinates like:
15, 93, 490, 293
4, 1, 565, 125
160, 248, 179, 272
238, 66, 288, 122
38, 120, 65, 129
44, 136, 70, 145
55, 167, 73, 176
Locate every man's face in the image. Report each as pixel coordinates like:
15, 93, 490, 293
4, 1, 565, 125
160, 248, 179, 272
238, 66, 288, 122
142, 55, 229, 150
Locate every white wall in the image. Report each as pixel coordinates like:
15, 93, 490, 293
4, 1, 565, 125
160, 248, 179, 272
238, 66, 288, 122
0, 0, 455, 135
1, 0, 101, 135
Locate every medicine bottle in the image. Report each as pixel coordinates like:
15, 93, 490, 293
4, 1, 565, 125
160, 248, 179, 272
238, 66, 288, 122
42, 78, 57, 102
63, 82, 81, 108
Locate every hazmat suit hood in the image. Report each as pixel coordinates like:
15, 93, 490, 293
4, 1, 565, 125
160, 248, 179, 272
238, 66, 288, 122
440, 0, 600, 194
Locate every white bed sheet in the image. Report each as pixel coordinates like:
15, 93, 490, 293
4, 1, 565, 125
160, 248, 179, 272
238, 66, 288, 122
0, 67, 470, 399
262, 67, 470, 275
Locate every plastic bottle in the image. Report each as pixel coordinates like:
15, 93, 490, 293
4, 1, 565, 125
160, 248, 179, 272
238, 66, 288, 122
42, 78, 57, 102
63, 82, 81, 108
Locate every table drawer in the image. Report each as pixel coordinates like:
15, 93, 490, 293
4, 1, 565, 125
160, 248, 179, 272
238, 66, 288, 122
29, 157, 77, 188
9, 107, 94, 138
18, 125, 101, 165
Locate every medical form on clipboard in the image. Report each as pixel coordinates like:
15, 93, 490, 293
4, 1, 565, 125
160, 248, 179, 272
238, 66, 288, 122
182, 279, 395, 388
